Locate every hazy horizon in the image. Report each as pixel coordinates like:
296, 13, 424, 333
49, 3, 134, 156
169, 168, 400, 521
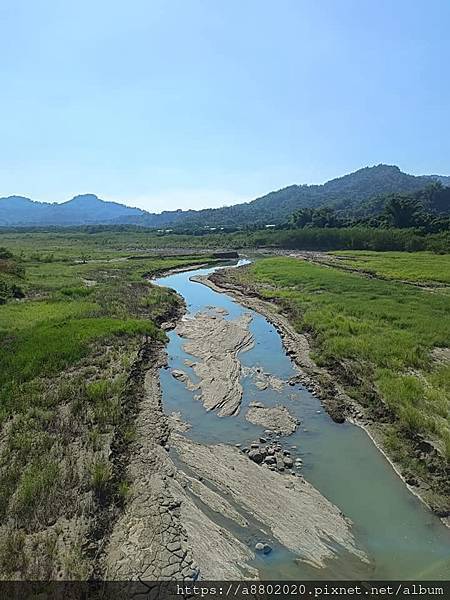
3, 163, 449, 214
1, 1, 449, 212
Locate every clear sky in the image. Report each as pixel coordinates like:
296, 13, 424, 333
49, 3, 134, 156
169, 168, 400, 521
1, 0, 449, 212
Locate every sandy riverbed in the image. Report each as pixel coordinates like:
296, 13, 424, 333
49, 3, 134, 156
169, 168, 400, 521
176, 308, 254, 416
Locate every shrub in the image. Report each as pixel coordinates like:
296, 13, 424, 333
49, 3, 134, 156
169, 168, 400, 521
89, 458, 112, 499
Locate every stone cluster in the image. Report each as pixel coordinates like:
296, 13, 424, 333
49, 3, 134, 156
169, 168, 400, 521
237, 432, 304, 476
288, 373, 321, 398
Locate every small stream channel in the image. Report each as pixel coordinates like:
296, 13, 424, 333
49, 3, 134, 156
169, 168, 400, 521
155, 261, 450, 580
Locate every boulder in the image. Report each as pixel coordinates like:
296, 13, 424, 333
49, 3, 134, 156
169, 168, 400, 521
171, 369, 188, 381
248, 449, 264, 464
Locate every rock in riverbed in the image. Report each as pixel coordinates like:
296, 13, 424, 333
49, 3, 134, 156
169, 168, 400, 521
242, 366, 285, 391
171, 369, 187, 381
248, 448, 266, 464
171, 369, 197, 391
255, 542, 272, 554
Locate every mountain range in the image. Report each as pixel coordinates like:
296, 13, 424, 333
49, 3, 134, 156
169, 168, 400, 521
1, 165, 449, 229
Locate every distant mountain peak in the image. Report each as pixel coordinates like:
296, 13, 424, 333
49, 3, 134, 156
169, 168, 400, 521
0, 164, 448, 228
0, 192, 145, 226
65, 194, 101, 204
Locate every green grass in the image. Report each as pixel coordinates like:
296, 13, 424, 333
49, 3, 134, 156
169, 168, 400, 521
140, 285, 180, 319
0, 237, 210, 575
86, 377, 125, 429
235, 256, 450, 458
1, 226, 449, 255
12, 460, 59, 520
19, 255, 209, 294
330, 251, 450, 284
0, 298, 98, 331
89, 458, 112, 499
0, 317, 160, 412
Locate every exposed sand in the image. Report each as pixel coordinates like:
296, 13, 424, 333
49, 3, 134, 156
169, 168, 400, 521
176, 309, 254, 416
172, 433, 368, 569
246, 403, 298, 435
242, 365, 286, 391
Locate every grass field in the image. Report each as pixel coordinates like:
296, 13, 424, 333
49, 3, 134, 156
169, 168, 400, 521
229, 256, 450, 463
330, 251, 450, 284
1, 225, 449, 258
0, 235, 213, 578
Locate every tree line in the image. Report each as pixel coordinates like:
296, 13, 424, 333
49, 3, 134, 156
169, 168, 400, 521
289, 183, 449, 234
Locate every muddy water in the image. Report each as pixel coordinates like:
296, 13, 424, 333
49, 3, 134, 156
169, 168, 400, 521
155, 263, 450, 580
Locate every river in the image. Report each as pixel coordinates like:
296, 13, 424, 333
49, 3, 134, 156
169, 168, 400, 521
155, 262, 450, 580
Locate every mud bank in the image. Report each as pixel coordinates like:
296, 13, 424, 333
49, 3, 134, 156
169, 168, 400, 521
176, 308, 254, 416
246, 403, 298, 435
171, 433, 367, 569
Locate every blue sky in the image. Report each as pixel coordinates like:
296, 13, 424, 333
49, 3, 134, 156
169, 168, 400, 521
0, 0, 449, 212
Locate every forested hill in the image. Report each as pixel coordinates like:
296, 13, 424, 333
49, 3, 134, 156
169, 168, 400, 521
0, 165, 448, 228
134, 165, 449, 228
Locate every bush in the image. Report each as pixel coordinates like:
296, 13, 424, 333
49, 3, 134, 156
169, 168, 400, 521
12, 460, 59, 522
89, 458, 112, 499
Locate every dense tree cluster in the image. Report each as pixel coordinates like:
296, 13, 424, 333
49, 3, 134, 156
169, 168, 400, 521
289, 183, 450, 234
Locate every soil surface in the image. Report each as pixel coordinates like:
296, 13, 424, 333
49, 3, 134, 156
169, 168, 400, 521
176, 308, 254, 416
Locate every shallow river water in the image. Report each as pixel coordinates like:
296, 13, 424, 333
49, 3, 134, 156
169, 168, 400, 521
155, 263, 450, 580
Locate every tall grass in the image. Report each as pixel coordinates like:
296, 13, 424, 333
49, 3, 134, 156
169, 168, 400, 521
330, 251, 450, 284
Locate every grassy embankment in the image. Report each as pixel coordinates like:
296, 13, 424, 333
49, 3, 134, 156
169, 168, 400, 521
222, 253, 450, 509
329, 250, 450, 284
0, 237, 211, 579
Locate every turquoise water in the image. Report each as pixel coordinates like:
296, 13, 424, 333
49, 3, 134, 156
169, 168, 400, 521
155, 264, 450, 580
